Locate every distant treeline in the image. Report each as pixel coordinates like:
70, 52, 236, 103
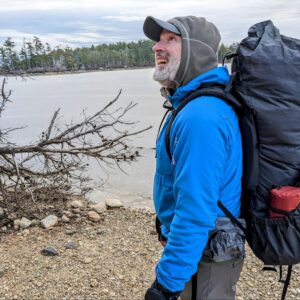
0, 36, 238, 74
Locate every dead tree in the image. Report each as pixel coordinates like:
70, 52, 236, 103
0, 78, 151, 215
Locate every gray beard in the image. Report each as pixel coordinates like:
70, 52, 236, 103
153, 56, 180, 88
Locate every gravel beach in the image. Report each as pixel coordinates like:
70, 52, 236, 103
0, 208, 299, 300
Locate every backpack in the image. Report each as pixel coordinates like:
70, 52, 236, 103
163, 20, 300, 300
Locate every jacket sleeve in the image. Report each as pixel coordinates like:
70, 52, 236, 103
156, 101, 231, 292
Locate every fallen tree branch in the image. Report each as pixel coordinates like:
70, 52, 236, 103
0, 79, 152, 216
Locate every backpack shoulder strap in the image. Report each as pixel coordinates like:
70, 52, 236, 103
165, 85, 242, 161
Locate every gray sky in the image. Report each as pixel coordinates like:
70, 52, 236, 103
0, 0, 299, 48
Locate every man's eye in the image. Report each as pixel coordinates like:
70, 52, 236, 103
168, 37, 175, 41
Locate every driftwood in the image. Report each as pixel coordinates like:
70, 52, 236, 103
0, 78, 151, 213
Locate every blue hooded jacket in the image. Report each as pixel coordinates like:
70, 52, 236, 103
153, 66, 242, 292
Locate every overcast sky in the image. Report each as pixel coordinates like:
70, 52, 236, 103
0, 0, 299, 48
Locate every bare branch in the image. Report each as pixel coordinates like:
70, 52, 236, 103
45, 108, 61, 142
0, 85, 152, 216
0, 78, 11, 118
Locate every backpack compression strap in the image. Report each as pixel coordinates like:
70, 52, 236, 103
280, 265, 293, 300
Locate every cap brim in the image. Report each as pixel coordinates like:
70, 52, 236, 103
143, 16, 180, 41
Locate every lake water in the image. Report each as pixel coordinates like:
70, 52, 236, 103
1, 69, 166, 210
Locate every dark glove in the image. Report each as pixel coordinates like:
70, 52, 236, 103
145, 279, 181, 300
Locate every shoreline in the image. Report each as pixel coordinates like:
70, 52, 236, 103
1, 66, 154, 78
0, 207, 299, 299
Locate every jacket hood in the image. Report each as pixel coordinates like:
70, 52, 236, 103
168, 16, 221, 88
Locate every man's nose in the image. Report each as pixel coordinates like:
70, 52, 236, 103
152, 40, 166, 52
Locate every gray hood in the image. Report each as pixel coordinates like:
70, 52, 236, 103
168, 16, 221, 88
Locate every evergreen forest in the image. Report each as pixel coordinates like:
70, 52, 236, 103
0, 36, 238, 74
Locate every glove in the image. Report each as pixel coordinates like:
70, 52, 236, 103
145, 279, 181, 300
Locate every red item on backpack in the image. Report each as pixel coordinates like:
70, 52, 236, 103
269, 186, 300, 218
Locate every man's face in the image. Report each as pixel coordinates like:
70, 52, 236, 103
152, 30, 182, 88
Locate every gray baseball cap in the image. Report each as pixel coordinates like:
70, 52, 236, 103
143, 16, 181, 41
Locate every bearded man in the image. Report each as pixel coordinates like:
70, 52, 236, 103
143, 16, 245, 300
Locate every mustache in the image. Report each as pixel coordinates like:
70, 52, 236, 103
155, 51, 169, 60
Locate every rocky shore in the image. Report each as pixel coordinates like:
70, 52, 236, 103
0, 199, 299, 300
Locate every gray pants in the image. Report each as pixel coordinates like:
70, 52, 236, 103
180, 258, 244, 300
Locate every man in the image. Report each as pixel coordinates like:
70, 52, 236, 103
143, 16, 244, 300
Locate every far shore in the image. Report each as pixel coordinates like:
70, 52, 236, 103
1, 63, 231, 78
1, 66, 154, 78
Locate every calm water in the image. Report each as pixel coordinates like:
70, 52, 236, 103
1, 69, 166, 209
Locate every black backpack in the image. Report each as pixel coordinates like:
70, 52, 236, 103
163, 20, 300, 300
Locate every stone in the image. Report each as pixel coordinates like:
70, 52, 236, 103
72, 208, 81, 214
291, 288, 298, 294
20, 217, 32, 229
70, 200, 83, 209
0, 267, 7, 277
86, 190, 109, 204
31, 219, 40, 226
0, 207, 4, 218
41, 246, 59, 256
96, 229, 105, 235
8, 213, 17, 220
1, 226, 7, 232
74, 217, 82, 223
22, 229, 30, 236
65, 229, 77, 235
61, 215, 70, 223
41, 215, 58, 229
14, 219, 21, 230
105, 198, 123, 209
89, 203, 106, 214
63, 210, 73, 218
82, 257, 93, 264
87, 211, 101, 222
65, 241, 78, 249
